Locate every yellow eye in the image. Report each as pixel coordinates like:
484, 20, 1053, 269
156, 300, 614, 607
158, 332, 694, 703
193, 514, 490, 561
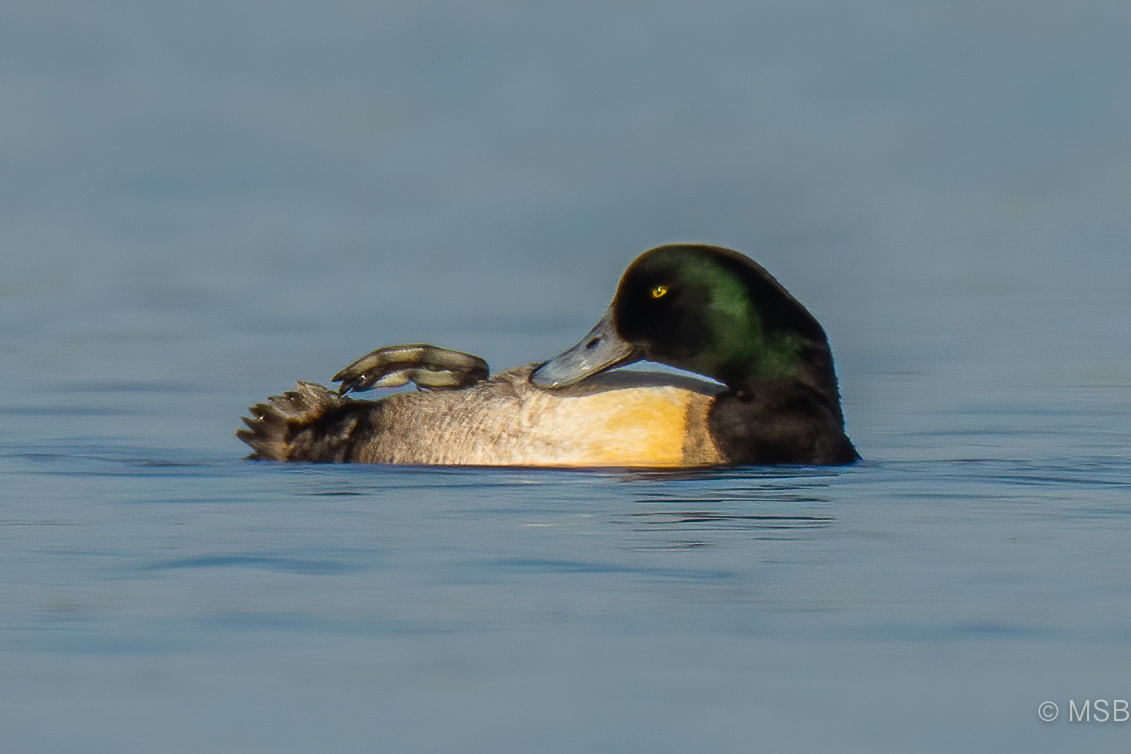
650, 285, 668, 299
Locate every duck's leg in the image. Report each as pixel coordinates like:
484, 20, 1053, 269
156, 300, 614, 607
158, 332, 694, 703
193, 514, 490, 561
332, 344, 490, 396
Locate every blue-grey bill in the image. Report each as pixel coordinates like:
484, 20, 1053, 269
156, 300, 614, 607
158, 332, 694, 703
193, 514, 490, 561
530, 309, 641, 388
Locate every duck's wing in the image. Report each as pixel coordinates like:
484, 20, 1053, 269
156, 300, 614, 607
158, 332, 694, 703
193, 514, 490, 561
237, 344, 489, 462
332, 344, 489, 395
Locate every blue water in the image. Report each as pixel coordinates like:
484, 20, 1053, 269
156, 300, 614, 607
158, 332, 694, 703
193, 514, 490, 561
4, 1, 1131, 751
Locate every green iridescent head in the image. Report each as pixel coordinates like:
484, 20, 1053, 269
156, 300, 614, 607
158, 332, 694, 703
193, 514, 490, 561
532, 244, 832, 391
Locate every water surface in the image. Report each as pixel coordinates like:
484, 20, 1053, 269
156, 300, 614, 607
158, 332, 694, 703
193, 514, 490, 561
3, 1, 1131, 751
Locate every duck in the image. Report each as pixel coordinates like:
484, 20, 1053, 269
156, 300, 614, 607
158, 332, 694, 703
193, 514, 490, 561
237, 244, 859, 466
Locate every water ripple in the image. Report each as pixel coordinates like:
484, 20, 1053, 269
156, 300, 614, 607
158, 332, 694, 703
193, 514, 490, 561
139, 554, 366, 575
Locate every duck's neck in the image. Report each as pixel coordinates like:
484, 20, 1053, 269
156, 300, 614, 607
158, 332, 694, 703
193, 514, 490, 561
723, 338, 846, 427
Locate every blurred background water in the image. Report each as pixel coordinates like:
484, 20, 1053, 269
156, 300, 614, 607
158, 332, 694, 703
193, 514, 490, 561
2, 0, 1131, 751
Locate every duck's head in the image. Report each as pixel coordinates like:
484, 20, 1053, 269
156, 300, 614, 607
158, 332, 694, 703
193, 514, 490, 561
532, 244, 837, 396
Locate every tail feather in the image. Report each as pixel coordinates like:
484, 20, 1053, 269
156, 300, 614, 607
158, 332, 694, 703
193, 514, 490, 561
236, 381, 371, 462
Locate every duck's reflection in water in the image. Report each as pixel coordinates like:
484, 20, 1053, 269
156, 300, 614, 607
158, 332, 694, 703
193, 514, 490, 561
613, 468, 841, 550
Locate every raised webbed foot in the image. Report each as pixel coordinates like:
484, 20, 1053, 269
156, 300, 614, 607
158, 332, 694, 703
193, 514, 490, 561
332, 344, 490, 396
